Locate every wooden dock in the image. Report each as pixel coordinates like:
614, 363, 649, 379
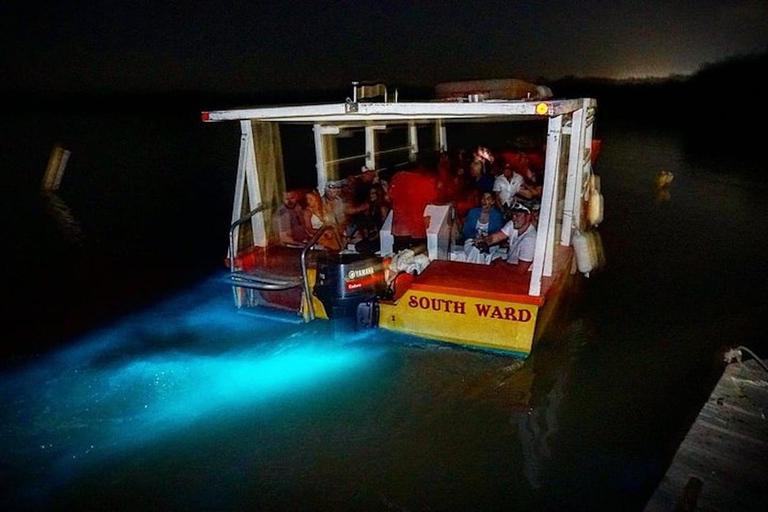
644, 356, 768, 512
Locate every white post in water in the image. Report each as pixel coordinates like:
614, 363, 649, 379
41, 145, 71, 192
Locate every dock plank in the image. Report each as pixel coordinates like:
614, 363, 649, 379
644, 358, 768, 512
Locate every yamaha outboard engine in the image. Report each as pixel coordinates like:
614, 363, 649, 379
313, 253, 386, 319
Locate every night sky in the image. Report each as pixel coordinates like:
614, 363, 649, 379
2, 1, 766, 95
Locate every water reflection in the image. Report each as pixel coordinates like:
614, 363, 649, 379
512, 365, 565, 488
508, 330, 579, 490
43, 193, 83, 244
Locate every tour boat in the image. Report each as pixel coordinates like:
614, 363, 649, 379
202, 80, 603, 357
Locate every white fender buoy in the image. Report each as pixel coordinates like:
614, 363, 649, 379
573, 230, 594, 276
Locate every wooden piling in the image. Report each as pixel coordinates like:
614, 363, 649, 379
41, 144, 71, 192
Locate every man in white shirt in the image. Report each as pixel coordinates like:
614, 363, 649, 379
492, 162, 524, 213
473, 202, 537, 274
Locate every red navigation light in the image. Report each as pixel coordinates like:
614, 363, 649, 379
535, 103, 549, 116
201, 111, 210, 121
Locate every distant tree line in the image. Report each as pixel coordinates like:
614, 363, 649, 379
551, 50, 766, 122
551, 50, 766, 157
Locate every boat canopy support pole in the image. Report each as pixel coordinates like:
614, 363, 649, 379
562, 105, 586, 245
313, 123, 343, 189
529, 114, 564, 297
231, 121, 267, 257
408, 122, 418, 161
313, 123, 328, 191
437, 120, 447, 152
365, 125, 385, 170
245, 121, 267, 247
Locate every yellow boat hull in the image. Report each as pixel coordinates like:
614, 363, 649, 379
379, 289, 540, 357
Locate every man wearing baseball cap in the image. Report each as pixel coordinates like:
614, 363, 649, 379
472, 202, 537, 274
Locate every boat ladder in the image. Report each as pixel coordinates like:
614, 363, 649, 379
226, 205, 341, 321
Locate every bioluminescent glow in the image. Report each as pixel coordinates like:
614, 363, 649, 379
104, 344, 373, 436
0, 276, 382, 501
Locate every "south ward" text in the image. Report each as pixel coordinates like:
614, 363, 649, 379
407, 295, 532, 322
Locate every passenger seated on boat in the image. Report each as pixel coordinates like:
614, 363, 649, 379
529, 200, 540, 227
514, 165, 543, 203
468, 159, 494, 195
303, 189, 344, 250
344, 167, 379, 243
474, 202, 537, 274
472, 145, 495, 177
454, 159, 494, 222
273, 189, 307, 247
452, 192, 505, 264
526, 149, 545, 177
322, 181, 349, 233
354, 183, 391, 254
388, 164, 440, 253
436, 151, 461, 203
493, 161, 524, 217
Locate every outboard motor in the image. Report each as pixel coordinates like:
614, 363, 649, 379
313, 253, 386, 319
356, 300, 379, 329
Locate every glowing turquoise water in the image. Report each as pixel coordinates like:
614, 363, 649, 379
1, 278, 395, 505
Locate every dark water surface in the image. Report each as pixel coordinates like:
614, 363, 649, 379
1, 108, 766, 511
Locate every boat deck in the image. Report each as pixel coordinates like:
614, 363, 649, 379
412, 246, 573, 306
232, 243, 574, 309
413, 260, 544, 305
644, 357, 768, 512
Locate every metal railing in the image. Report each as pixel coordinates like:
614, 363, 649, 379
228, 203, 343, 321
227, 203, 305, 291
228, 203, 267, 275
300, 225, 343, 321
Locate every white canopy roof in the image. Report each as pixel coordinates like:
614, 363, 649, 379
202, 98, 595, 124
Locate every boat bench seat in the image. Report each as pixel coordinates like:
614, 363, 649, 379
230, 245, 307, 276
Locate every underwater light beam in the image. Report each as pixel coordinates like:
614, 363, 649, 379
1, 277, 382, 498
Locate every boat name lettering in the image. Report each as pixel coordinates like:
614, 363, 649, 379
407, 295, 532, 322
475, 303, 532, 322
408, 295, 466, 314
348, 267, 375, 280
